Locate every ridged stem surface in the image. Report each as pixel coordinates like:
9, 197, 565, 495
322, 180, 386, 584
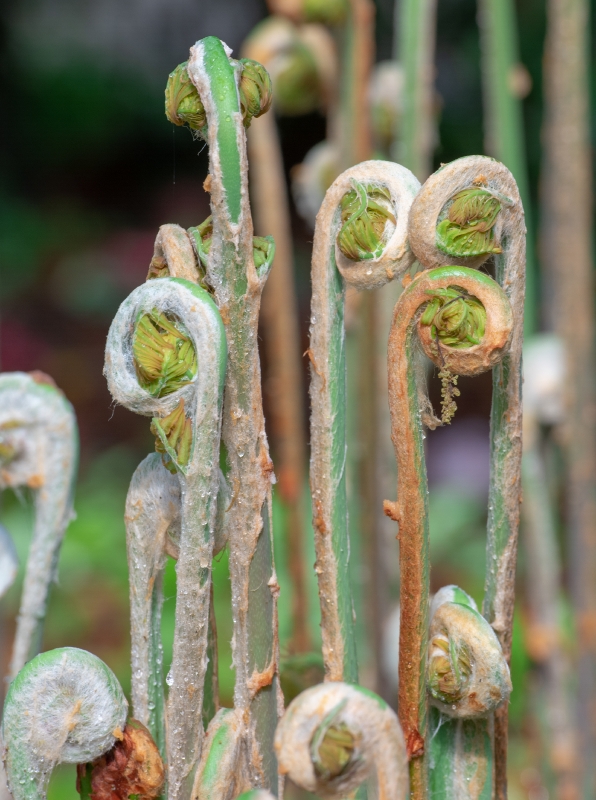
187, 37, 283, 794
309, 161, 419, 683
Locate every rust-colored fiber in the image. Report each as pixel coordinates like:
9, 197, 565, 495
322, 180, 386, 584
76, 720, 164, 800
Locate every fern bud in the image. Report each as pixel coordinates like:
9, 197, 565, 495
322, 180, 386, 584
436, 188, 502, 257
239, 58, 273, 127
337, 181, 397, 261
165, 61, 206, 131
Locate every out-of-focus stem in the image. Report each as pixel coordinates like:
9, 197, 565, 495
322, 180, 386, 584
0, 372, 78, 679
337, 0, 374, 169
522, 426, 579, 799
541, 0, 596, 793
393, 0, 437, 181
247, 111, 310, 653
478, 0, 537, 336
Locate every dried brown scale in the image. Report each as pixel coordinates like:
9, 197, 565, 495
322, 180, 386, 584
76, 721, 165, 800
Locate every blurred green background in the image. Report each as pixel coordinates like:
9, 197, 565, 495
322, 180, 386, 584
0, 0, 592, 797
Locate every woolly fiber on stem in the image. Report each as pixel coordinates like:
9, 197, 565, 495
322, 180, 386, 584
309, 160, 420, 684
406, 155, 525, 796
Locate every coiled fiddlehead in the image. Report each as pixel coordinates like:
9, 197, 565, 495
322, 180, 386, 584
274, 682, 408, 800
387, 263, 513, 797
407, 156, 525, 795
426, 587, 511, 798
309, 161, 419, 684
105, 277, 226, 800
0, 372, 78, 679
168, 37, 282, 794
2, 647, 128, 800
427, 585, 511, 719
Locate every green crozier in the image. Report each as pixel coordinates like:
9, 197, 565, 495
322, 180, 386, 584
420, 287, 486, 349
310, 699, 356, 781
337, 182, 396, 260
165, 62, 206, 131
133, 310, 197, 398
436, 188, 502, 257
238, 59, 273, 127
191, 217, 274, 276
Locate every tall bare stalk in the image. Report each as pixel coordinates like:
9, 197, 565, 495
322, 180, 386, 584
522, 336, 579, 799
478, 0, 537, 335
541, 0, 596, 794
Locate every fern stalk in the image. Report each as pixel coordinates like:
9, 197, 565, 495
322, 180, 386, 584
184, 38, 283, 793
478, 0, 537, 336
540, 0, 596, 793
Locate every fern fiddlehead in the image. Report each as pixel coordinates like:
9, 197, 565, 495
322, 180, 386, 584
274, 682, 408, 799
167, 37, 282, 794
105, 276, 226, 800
426, 586, 511, 797
387, 261, 514, 797
2, 648, 128, 800
308, 161, 419, 684
0, 372, 78, 679
407, 156, 525, 794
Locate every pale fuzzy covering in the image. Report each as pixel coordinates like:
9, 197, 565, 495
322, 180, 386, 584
125, 453, 180, 735
275, 682, 409, 800
0, 373, 77, 678
2, 648, 127, 800
428, 591, 512, 719
105, 277, 226, 800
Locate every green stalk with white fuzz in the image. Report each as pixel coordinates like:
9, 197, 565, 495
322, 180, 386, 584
309, 160, 419, 684
105, 277, 226, 800
2, 648, 128, 800
171, 37, 282, 793
0, 372, 78, 679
